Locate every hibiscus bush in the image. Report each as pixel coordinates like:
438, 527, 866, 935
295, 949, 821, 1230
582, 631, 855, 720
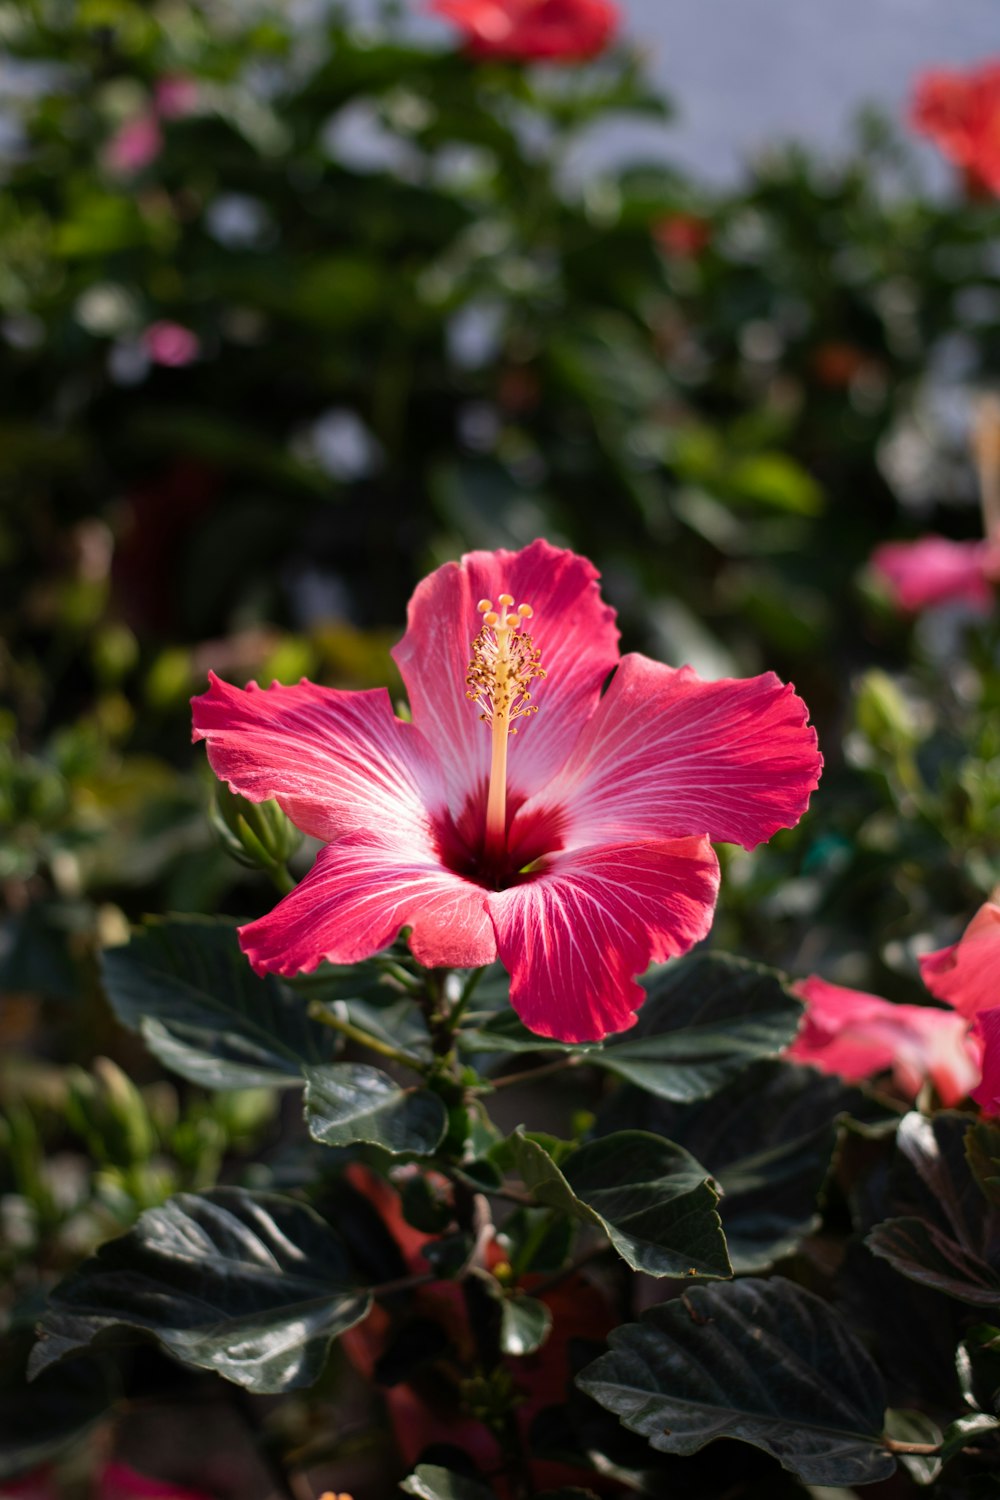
3, 2, 1000, 1498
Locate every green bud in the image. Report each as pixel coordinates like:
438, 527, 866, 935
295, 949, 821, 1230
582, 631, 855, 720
210, 783, 302, 874
66, 1058, 157, 1169
854, 669, 919, 752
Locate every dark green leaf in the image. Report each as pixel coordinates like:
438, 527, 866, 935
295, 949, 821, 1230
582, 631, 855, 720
959, 1325, 1000, 1415
500, 1294, 552, 1357
597, 1061, 853, 1271
101, 917, 339, 1088
303, 1063, 448, 1155
461, 956, 802, 1105
30, 1188, 372, 1394
939, 1412, 1000, 1464
866, 1217, 1000, 1307
596, 956, 803, 1102
967, 1123, 1000, 1209
866, 1113, 1000, 1307
512, 1130, 731, 1279
884, 1409, 943, 1485
0, 1328, 114, 1480
576, 1278, 896, 1486
401, 1465, 495, 1500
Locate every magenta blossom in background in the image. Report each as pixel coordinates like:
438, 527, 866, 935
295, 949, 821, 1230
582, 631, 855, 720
870, 535, 1000, 615
429, 0, 619, 63
142, 321, 199, 367
920, 899, 1000, 1019
788, 975, 982, 1107
192, 541, 821, 1043
103, 113, 163, 176
154, 75, 199, 120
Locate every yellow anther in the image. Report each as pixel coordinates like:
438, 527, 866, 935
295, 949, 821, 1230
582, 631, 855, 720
498, 593, 514, 606
517, 603, 533, 618
484, 610, 499, 626
477, 598, 492, 614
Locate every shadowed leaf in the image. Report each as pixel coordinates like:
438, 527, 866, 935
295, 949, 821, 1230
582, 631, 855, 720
576, 1278, 896, 1486
30, 1188, 372, 1394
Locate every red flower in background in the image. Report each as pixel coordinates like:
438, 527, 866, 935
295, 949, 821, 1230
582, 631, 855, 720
788, 975, 982, 1107
654, 212, 711, 261
911, 60, 1000, 197
870, 535, 1000, 615
192, 540, 821, 1043
429, 0, 619, 62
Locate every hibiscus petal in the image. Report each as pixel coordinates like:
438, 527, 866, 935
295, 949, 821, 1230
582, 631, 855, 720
870, 536, 997, 614
191, 672, 447, 843
971, 1006, 1000, 1114
789, 975, 980, 1107
239, 833, 497, 976
920, 901, 1000, 1019
517, 654, 821, 852
392, 538, 619, 812
486, 837, 720, 1044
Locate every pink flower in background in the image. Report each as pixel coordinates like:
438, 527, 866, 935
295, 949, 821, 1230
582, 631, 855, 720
971, 1005, 1000, 1112
142, 321, 199, 367
911, 61, 1000, 198
429, 0, 619, 62
870, 535, 1000, 614
192, 540, 821, 1042
103, 113, 163, 176
788, 975, 982, 1106
920, 899, 1000, 1018
154, 75, 199, 120
654, 212, 711, 260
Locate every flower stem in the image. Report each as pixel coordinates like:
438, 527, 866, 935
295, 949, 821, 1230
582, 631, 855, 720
448, 965, 487, 1032
307, 1001, 427, 1071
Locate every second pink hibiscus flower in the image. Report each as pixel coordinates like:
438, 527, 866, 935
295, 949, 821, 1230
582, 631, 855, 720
192, 540, 821, 1042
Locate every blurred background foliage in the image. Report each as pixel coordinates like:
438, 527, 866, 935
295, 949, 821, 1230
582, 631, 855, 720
2, 0, 1000, 1472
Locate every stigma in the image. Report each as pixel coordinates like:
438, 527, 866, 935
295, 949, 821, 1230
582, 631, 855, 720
466, 593, 545, 860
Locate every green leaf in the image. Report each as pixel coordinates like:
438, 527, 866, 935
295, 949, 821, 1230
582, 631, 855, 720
101, 917, 339, 1088
866, 1113, 1000, 1307
576, 1278, 896, 1487
866, 1217, 1000, 1308
30, 1189, 372, 1394
884, 1409, 943, 1485
967, 1122, 1000, 1209
596, 1060, 851, 1271
939, 1411, 1000, 1464
958, 1324, 1000, 1415
596, 956, 804, 1102
303, 1063, 448, 1155
401, 1465, 495, 1500
0, 1328, 114, 1481
460, 956, 802, 1105
512, 1130, 731, 1279
499, 1294, 552, 1357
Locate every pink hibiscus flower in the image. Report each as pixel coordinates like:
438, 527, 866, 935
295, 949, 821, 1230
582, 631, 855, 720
192, 541, 821, 1042
971, 1005, 1000, 1112
103, 113, 163, 176
920, 899, 1000, 1019
429, 0, 619, 63
788, 975, 982, 1107
142, 321, 200, 367
869, 535, 1000, 615
153, 75, 199, 121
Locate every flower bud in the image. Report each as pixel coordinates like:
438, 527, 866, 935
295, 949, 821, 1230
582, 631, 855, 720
210, 784, 302, 874
66, 1057, 157, 1169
